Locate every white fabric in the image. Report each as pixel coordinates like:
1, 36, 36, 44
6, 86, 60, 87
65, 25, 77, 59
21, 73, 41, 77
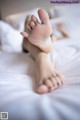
0, 38, 80, 120
49, 6, 80, 38
0, 21, 23, 52
0, 9, 80, 119
49, 5, 80, 18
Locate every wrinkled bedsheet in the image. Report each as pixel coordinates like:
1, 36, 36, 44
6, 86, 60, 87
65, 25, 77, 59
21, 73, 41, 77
0, 38, 80, 120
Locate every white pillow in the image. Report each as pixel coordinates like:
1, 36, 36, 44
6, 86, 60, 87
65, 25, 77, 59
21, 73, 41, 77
0, 20, 23, 52
5, 8, 40, 32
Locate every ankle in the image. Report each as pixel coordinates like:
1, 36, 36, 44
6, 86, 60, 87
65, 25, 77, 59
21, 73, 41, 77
36, 52, 49, 62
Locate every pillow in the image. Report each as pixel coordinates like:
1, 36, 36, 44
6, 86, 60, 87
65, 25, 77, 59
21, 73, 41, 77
0, 20, 23, 52
5, 8, 40, 32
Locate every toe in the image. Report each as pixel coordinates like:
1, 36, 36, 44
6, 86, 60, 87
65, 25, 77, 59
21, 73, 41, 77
38, 8, 49, 24
26, 23, 32, 31
26, 15, 31, 22
36, 85, 48, 94
51, 77, 58, 89
27, 15, 37, 30
29, 21, 36, 29
31, 15, 38, 24
56, 76, 62, 86
57, 74, 64, 84
20, 32, 28, 38
43, 79, 53, 91
25, 15, 32, 31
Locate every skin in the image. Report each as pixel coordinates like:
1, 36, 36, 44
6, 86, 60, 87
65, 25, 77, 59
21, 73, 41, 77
21, 8, 52, 53
21, 8, 64, 94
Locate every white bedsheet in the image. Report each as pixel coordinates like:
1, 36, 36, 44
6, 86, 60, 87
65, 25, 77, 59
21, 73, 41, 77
0, 38, 80, 120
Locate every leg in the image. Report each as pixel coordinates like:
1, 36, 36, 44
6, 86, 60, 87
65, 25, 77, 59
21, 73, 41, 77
22, 8, 64, 94
23, 38, 64, 94
57, 23, 69, 38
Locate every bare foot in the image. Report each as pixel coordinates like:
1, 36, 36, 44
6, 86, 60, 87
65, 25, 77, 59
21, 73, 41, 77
21, 8, 64, 94
35, 53, 64, 94
21, 8, 53, 53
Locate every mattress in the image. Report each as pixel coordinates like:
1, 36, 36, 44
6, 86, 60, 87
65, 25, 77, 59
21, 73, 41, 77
0, 38, 80, 120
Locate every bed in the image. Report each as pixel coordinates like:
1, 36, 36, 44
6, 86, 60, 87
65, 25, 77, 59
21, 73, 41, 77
0, 3, 80, 120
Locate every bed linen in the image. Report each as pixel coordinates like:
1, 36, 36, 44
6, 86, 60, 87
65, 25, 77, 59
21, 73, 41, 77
0, 7, 80, 119
0, 38, 80, 120
0, 21, 23, 52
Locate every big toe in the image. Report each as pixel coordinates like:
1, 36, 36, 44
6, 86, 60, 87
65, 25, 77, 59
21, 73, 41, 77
36, 85, 48, 94
38, 8, 49, 24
